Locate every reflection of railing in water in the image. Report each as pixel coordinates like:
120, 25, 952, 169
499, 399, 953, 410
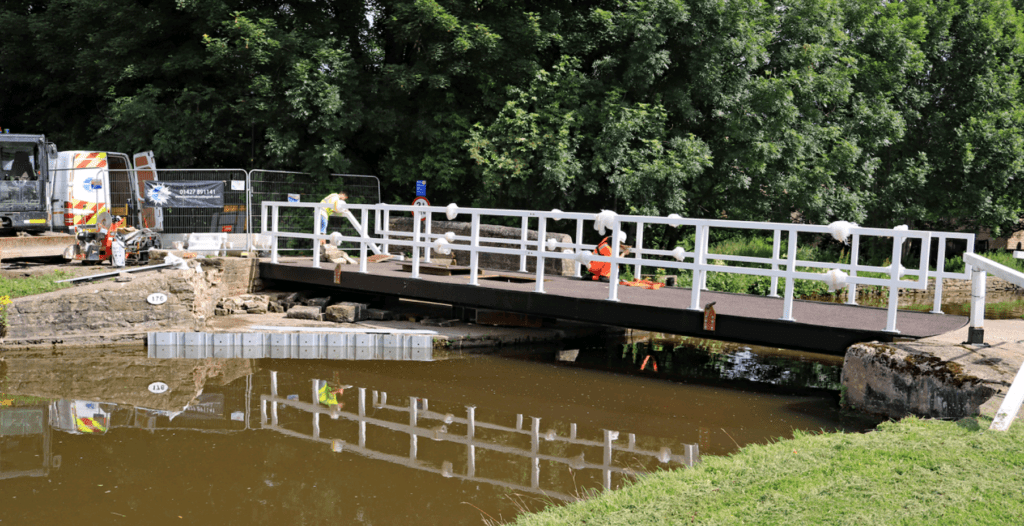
259, 371, 699, 500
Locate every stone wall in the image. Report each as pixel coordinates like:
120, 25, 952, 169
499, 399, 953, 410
388, 217, 576, 275
841, 342, 996, 419
4, 256, 261, 345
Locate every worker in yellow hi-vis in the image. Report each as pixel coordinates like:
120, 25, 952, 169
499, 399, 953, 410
318, 192, 349, 244
317, 380, 347, 408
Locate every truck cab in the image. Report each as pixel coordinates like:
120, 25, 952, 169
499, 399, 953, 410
0, 134, 54, 233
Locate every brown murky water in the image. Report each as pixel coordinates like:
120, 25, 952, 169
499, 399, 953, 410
0, 344, 874, 525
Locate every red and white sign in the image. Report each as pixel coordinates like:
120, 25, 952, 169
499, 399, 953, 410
412, 196, 430, 221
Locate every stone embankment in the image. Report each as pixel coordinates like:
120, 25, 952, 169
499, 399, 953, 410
3, 256, 259, 349
1, 253, 607, 352
842, 320, 1024, 420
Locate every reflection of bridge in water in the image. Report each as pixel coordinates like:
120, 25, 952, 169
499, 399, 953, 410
260, 371, 700, 501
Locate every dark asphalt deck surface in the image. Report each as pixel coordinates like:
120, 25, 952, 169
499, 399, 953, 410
267, 258, 966, 340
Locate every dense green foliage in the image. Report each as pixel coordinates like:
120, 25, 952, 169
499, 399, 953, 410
508, 416, 1024, 525
4, 0, 1024, 240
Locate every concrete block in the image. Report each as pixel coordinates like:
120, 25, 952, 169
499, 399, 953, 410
306, 297, 331, 309
286, 305, 323, 321
325, 302, 368, 323
367, 309, 393, 321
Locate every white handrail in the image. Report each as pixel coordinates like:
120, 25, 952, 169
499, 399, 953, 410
261, 201, 975, 334
961, 253, 1024, 432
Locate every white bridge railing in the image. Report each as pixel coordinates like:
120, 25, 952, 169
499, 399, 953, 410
260, 202, 974, 334
962, 252, 1024, 431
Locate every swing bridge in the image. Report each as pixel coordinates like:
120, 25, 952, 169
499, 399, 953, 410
254, 200, 1014, 355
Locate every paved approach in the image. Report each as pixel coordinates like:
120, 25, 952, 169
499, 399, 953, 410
260, 259, 967, 355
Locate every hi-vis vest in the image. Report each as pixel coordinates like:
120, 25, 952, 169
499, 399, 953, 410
318, 381, 340, 406
588, 237, 613, 278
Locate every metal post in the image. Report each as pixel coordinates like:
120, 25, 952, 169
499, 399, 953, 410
990, 362, 1024, 431
312, 380, 321, 439
780, 230, 797, 322
412, 210, 422, 279
467, 405, 477, 477
359, 208, 369, 273
769, 229, 780, 297
245, 170, 253, 252
270, 205, 279, 264
633, 222, 644, 280
884, 233, 903, 333
932, 237, 947, 313
602, 430, 616, 489
689, 225, 706, 310
382, 209, 391, 255
683, 443, 700, 467
607, 221, 622, 302
700, 225, 710, 290
846, 233, 860, 305
358, 387, 367, 448
520, 216, 529, 272
469, 214, 481, 286
409, 397, 419, 460
270, 370, 279, 426
968, 267, 986, 344
574, 219, 584, 278
424, 211, 432, 264
312, 206, 321, 268
531, 417, 541, 489
535, 217, 547, 293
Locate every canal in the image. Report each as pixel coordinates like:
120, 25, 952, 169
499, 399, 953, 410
0, 338, 878, 525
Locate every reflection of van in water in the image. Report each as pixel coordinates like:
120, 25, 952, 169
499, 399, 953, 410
50, 400, 112, 435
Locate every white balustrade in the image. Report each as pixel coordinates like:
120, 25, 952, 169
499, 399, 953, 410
261, 202, 976, 334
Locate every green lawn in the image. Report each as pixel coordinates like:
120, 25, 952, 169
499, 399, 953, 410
0, 270, 73, 299
509, 417, 1024, 525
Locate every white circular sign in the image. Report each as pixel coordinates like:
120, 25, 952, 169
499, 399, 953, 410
148, 382, 169, 394
411, 196, 430, 221
147, 293, 168, 305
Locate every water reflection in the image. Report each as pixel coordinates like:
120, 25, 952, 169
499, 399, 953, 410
0, 354, 874, 524
261, 370, 699, 502
0, 404, 52, 480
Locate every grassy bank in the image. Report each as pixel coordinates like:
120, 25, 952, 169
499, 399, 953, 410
508, 417, 1024, 525
0, 270, 73, 298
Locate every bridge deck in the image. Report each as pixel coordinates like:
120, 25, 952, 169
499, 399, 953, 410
260, 259, 967, 355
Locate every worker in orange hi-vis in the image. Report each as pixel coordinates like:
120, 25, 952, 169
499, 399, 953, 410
586, 232, 630, 282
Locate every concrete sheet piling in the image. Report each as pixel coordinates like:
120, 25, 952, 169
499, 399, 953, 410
148, 331, 434, 361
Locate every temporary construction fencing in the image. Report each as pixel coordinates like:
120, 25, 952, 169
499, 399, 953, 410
47, 166, 378, 253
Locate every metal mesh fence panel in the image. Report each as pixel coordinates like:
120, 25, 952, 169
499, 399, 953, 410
147, 169, 249, 242
107, 169, 140, 229
249, 171, 380, 253
249, 170, 321, 252
330, 173, 381, 205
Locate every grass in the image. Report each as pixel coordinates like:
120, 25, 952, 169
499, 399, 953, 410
0, 394, 52, 406
506, 417, 1024, 525
0, 270, 74, 298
